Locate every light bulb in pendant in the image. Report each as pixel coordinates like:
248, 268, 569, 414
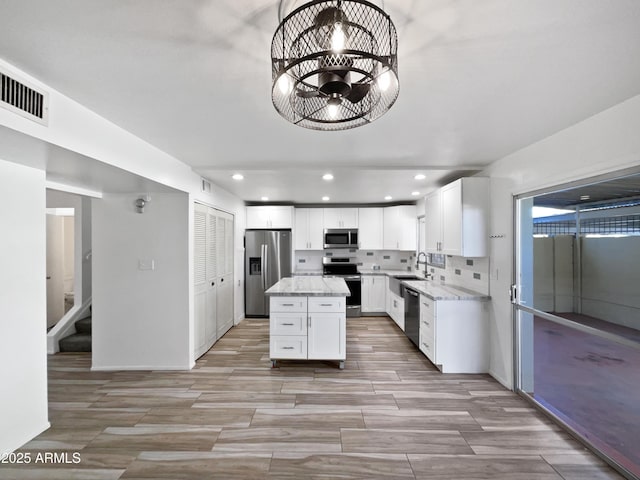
327, 96, 342, 119
331, 22, 345, 52
277, 74, 291, 95
328, 103, 339, 119
378, 70, 391, 91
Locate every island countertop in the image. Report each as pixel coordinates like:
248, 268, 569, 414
265, 276, 350, 297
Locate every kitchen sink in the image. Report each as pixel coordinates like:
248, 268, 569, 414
392, 275, 424, 280
389, 274, 425, 295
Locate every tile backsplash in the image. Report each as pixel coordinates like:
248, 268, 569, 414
294, 249, 489, 295
422, 256, 489, 295
295, 249, 414, 272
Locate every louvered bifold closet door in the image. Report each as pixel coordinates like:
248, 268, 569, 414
216, 211, 234, 338
194, 204, 209, 356
225, 217, 234, 275
204, 209, 218, 347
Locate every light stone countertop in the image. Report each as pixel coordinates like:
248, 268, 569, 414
292, 270, 323, 276
265, 276, 350, 297
359, 268, 416, 276
402, 280, 490, 301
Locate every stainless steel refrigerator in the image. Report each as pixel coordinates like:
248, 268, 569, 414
245, 230, 292, 316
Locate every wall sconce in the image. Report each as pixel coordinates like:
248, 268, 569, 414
135, 196, 150, 214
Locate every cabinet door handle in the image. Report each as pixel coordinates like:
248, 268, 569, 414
281, 323, 294, 326
282, 346, 294, 350
422, 342, 430, 350
308, 315, 311, 328
320, 303, 332, 306
282, 303, 294, 306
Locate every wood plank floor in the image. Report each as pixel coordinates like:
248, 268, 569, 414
1, 317, 625, 479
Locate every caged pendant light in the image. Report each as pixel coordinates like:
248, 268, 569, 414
271, 0, 399, 131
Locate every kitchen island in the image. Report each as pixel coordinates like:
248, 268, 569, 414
265, 276, 350, 368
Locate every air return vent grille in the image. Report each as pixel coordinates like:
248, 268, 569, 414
0, 70, 49, 125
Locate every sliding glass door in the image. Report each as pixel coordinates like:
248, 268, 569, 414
514, 171, 640, 480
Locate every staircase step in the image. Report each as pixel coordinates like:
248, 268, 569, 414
59, 333, 92, 352
75, 316, 92, 334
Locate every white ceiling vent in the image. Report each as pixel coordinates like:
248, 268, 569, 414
0, 69, 49, 126
201, 178, 212, 193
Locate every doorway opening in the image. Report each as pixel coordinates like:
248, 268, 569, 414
46, 207, 75, 329
514, 169, 640, 479
46, 189, 92, 353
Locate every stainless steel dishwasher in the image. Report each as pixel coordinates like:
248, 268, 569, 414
401, 285, 420, 347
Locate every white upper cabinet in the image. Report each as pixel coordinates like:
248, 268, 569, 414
383, 205, 417, 251
357, 208, 383, 250
294, 208, 324, 250
323, 208, 358, 229
425, 177, 488, 257
424, 191, 441, 253
246, 206, 293, 229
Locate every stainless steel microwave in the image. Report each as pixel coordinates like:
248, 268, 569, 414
323, 229, 358, 249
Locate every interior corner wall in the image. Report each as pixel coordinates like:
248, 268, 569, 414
482, 94, 640, 390
0, 159, 49, 452
92, 192, 191, 370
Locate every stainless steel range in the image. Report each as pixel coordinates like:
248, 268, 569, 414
322, 256, 361, 317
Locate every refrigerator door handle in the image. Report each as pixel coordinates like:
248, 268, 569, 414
261, 244, 266, 290
264, 244, 269, 289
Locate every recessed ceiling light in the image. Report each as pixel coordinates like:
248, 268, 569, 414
384, 195, 392, 201
322, 173, 334, 181
414, 174, 426, 180
322, 196, 330, 201
261, 196, 269, 201
232, 173, 244, 180
580, 195, 591, 201
411, 191, 420, 196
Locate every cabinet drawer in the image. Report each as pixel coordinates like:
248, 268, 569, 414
419, 331, 435, 362
270, 335, 307, 359
420, 315, 435, 338
420, 295, 435, 319
270, 313, 308, 336
308, 297, 345, 313
270, 296, 308, 313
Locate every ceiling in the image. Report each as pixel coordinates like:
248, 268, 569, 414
1, 0, 640, 203
534, 172, 640, 209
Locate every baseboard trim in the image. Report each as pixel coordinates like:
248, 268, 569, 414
91, 364, 193, 372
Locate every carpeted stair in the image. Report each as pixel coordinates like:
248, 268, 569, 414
59, 315, 92, 352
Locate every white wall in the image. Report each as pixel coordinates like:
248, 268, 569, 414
0, 160, 49, 452
581, 236, 640, 329
482, 93, 640, 389
92, 192, 191, 370
0, 59, 246, 334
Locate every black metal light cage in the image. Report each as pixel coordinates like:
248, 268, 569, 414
271, 0, 399, 130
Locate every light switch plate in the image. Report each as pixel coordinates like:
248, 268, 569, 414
138, 259, 155, 271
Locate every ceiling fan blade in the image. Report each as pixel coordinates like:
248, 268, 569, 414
296, 89, 321, 98
346, 83, 370, 103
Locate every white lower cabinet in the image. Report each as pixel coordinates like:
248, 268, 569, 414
388, 291, 404, 330
385, 276, 404, 330
418, 294, 489, 373
362, 275, 386, 313
270, 296, 346, 368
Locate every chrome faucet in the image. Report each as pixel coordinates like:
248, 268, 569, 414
416, 251, 427, 270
